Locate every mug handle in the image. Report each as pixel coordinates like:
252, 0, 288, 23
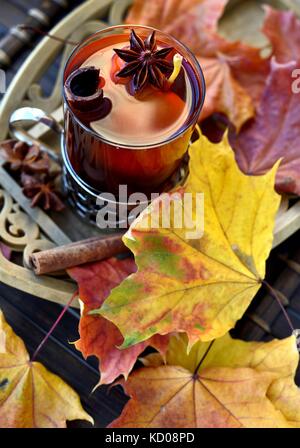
9, 107, 63, 164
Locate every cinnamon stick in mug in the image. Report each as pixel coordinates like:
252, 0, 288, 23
30, 234, 128, 275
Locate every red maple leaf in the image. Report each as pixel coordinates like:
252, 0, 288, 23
68, 258, 168, 386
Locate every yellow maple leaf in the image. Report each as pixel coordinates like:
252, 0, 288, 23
0, 310, 93, 428
142, 333, 298, 379
97, 135, 281, 347
110, 333, 300, 428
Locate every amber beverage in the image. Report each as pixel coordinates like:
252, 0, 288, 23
63, 25, 205, 198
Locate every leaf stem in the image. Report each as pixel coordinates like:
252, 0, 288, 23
262, 280, 294, 333
30, 291, 78, 362
18, 25, 78, 46
193, 340, 215, 377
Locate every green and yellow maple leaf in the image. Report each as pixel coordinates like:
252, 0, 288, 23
96, 134, 281, 347
110, 333, 300, 428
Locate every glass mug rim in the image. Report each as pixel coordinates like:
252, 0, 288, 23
63, 24, 206, 151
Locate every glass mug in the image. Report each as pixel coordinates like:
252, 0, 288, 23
9, 25, 206, 224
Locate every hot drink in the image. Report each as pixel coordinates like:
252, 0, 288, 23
63, 25, 205, 198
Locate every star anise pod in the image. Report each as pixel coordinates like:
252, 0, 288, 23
21, 172, 65, 212
0, 139, 50, 173
114, 29, 174, 92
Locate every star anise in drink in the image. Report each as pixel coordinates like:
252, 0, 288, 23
0, 140, 49, 173
21, 172, 65, 212
114, 29, 174, 92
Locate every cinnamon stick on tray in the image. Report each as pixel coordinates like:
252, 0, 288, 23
30, 234, 128, 275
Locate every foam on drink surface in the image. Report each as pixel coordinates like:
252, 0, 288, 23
81, 42, 193, 146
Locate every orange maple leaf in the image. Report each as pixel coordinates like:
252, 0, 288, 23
262, 5, 300, 63
126, 0, 269, 129
68, 258, 168, 386
110, 333, 300, 428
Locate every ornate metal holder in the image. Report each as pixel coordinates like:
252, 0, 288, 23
61, 136, 189, 228
9, 106, 189, 229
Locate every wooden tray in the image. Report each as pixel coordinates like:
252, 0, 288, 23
0, 0, 299, 308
